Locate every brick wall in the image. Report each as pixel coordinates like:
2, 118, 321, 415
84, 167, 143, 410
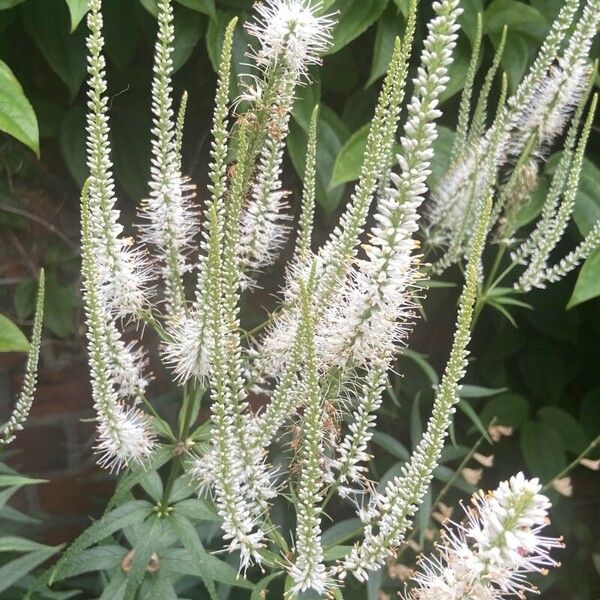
0, 354, 115, 545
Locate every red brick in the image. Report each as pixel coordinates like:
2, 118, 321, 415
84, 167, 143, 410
37, 469, 114, 516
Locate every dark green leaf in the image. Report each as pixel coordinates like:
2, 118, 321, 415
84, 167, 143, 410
326, 0, 388, 55
521, 420, 566, 482
50, 500, 153, 584
0, 0, 26, 8
165, 513, 218, 599
288, 106, 348, 213
59, 104, 87, 187
330, 123, 401, 188
23, 0, 87, 98
322, 518, 362, 547
251, 571, 285, 600
366, 4, 403, 87
433, 465, 476, 493
176, 0, 215, 19
480, 392, 529, 428
484, 1, 547, 38
44, 273, 77, 338
0, 547, 61, 594
123, 517, 162, 600
52, 545, 125, 581
0, 60, 39, 156
572, 158, 600, 236
371, 431, 410, 461
538, 406, 588, 454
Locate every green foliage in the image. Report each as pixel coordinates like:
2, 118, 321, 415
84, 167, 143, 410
0, 60, 39, 155
0, 0, 598, 598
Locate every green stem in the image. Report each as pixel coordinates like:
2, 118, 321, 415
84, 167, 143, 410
542, 434, 600, 492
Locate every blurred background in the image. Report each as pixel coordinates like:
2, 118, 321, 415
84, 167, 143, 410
0, 0, 598, 597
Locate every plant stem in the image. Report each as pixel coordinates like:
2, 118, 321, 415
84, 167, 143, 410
542, 434, 600, 492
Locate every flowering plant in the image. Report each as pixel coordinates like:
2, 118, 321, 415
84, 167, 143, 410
1, 0, 598, 598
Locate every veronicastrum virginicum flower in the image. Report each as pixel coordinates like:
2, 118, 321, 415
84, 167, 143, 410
76, 0, 593, 596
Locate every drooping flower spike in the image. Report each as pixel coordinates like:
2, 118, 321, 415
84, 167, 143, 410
0, 271, 44, 447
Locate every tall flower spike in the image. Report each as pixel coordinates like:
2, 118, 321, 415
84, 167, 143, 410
86, 0, 149, 318
162, 18, 237, 385
336, 196, 493, 582
405, 473, 564, 599
289, 272, 331, 596
140, 0, 197, 318
80, 182, 156, 473
260, 2, 417, 376
203, 205, 266, 572
316, 0, 460, 369
0, 271, 44, 447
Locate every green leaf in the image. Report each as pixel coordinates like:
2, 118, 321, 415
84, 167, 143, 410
322, 518, 362, 547
0, 547, 61, 594
538, 407, 588, 455
23, 0, 87, 98
171, 6, 205, 71
458, 0, 484, 44
52, 545, 125, 581
366, 4, 403, 87
433, 465, 476, 493
0, 474, 46, 488
165, 514, 218, 599
457, 400, 492, 442
572, 158, 600, 236
49, 501, 153, 584
371, 431, 410, 461
0, 60, 39, 156
64, 0, 87, 31
160, 547, 254, 589
107, 446, 172, 510
206, 9, 253, 98
569, 247, 600, 308
59, 104, 87, 187
176, 0, 215, 19
0, 536, 55, 553
330, 123, 401, 188
326, 0, 388, 55
0, 313, 29, 352
123, 517, 162, 600
140, 577, 178, 600
14, 280, 37, 321
459, 385, 507, 399
251, 572, 285, 600
288, 106, 348, 214
43, 273, 77, 338
521, 420, 566, 482
0, 0, 26, 8
139, 471, 163, 503
484, 1, 547, 38
172, 497, 221, 522
480, 392, 530, 428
